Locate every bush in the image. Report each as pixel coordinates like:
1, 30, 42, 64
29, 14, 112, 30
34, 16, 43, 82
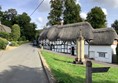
10, 40, 29, 46
10, 41, 19, 46
11, 24, 21, 41
0, 32, 10, 40
17, 40, 29, 45
0, 37, 8, 49
18, 36, 26, 41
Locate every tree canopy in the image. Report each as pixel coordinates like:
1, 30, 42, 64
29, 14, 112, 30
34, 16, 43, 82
86, 6, 107, 29
47, 0, 82, 25
0, 9, 17, 27
111, 20, 118, 34
47, 0, 63, 26
0, 6, 37, 41
64, 0, 82, 24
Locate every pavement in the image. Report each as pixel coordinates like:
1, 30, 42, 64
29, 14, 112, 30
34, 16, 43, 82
0, 43, 49, 83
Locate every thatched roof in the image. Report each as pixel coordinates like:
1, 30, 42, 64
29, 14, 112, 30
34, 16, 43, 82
39, 22, 118, 46
47, 26, 61, 41
39, 28, 49, 40
90, 28, 118, 45
0, 24, 11, 33
58, 22, 93, 41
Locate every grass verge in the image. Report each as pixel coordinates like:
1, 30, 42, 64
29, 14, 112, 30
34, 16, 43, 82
41, 50, 118, 83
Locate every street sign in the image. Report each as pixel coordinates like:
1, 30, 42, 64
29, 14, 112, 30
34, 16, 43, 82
92, 67, 110, 73
86, 61, 110, 83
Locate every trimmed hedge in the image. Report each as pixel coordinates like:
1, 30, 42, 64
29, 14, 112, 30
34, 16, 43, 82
0, 37, 8, 49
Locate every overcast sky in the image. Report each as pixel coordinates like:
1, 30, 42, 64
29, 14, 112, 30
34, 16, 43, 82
1, 0, 118, 29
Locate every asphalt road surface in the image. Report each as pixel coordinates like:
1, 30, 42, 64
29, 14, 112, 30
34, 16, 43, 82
0, 43, 49, 83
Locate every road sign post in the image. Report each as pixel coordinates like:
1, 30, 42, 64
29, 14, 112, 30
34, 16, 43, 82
86, 61, 92, 83
86, 61, 110, 83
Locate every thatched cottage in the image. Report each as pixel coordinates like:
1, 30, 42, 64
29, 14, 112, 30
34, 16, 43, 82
88, 28, 118, 63
39, 22, 118, 63
0, 23, 11, 33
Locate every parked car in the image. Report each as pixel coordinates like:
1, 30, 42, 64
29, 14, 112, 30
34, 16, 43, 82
33, 40, 37, 46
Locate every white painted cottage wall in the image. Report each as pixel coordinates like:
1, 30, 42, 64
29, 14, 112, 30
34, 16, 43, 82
84, 42, 88, 56
44, 40, 117, 63
89, 45, 112, 63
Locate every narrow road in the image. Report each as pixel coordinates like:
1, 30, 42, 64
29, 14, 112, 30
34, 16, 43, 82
0, 43, 49, 83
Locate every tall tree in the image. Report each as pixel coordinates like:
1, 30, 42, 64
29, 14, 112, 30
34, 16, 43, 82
111, 20, 118, 34
14, 12, 36, 40
64, 0, 82, 24
1, 11, 12, 27
11, 24, 21, 41
8, 9, 17, 25
15, 13, 31, 37
47, 0, 63, 26
23, 23, 36, 40
0, 6, 1, 11
0, 6, 3, 22
7, 9, 17, 20
1, 8, 17, 27
0, 7, 37, 41
86, 7, 107, 29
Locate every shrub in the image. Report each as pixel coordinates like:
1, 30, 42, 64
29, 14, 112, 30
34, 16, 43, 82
0, 37, 8, 49
10, 41, 18, 46
17, 40, 29, 45
0, 32, 10, 40
11, 24, 21, 41
18, 36, 26, 41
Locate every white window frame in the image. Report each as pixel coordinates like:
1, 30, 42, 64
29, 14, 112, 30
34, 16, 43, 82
98, 52, 107, 58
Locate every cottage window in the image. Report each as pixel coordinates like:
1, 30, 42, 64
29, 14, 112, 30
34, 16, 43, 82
98, 52, 106, 57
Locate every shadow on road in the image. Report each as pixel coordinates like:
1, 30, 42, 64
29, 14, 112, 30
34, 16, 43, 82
0, 65, 48, 83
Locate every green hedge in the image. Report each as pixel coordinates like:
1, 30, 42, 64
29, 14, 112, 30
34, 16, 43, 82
0, 37, 8, 49
18, 36, 26, 41
10, 41, 19, 46
0, 32, 10, 40
17, 40, 29, 45
10, 40, 29, 46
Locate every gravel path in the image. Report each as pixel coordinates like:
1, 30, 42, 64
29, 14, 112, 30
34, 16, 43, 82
0, 43, 49, 83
